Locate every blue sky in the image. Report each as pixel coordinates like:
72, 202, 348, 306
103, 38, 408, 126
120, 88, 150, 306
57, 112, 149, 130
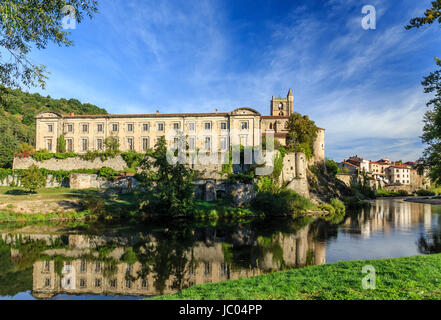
25, 0, 441, 162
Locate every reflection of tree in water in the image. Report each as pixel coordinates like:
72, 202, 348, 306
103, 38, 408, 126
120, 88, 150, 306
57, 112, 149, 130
133, 221, 197, 295
418, 232, 441, 254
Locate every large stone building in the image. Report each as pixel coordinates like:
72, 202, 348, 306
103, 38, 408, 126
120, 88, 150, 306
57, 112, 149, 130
35, 90, 325, 163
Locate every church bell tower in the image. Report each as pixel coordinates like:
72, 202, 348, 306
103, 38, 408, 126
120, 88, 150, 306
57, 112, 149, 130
271, 89, 294, 116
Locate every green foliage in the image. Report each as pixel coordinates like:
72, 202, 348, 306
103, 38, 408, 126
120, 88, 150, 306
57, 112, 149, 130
330, 198, 346, 214
406, 1, 441, 29
227, 172, 255, 184
139, 136, 195, 217
416, 189, 436, 196
0, 130, 18, 168
121, 151, 144, 169
0, 1, 98, 88
286, 112, 318, 160
252, 189, 317, 216
272, 153, 284, 181
56, 135, 66, 153
376, 189, 410, 198
98, 167, 118, 180
325, 159, 339, 177
17, 143, 34, 157
104, 136, 120, 152
318, 203, 335, 215
121, 247, 138, 265
20, 164, 46, 193
255, 176, 280, 193
0, 87, 107, 168
192, 200, 259, 221
278, 147, 287, 158
81, 195, 106, 216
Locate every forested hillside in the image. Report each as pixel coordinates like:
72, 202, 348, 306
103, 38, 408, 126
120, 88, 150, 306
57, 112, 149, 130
0, 87, 108, 168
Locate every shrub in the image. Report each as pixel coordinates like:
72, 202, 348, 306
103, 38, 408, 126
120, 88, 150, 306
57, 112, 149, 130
82, 195, 106, 216
32, 149, 55, 161
56, 135, 66, 153
416, 189, 436, 196
21, 164, 46, 193
104, 136, 120, 152
121, 248, 138, 265
121, 151, 144, 169
330, 198, 346, 213
255, 176, 279, 193
318, 203, 335, 215
325, 159, 339, 177
252, 189, 316, 216
98, 167, 118, 180
397, 190, 410, 197
16, 143, 34, 158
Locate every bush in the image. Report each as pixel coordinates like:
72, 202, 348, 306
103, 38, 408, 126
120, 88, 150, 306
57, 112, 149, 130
98, 167, 118, 180
318, 203, 335, 215
57, 135, 66, 153
255, 176, 279, 193
82, 195, 106, 216
252, 189, 316, 216
325, 159, 339, 177
21, 164, 46, 193
416, 189, 436, 196
121, 151, 144, 169
330, 198, 346, 214
397, 190, 410, 197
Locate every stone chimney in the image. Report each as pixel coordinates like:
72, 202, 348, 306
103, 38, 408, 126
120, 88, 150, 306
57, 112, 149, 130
156, 110, 159, 114
70, 112, 75, 116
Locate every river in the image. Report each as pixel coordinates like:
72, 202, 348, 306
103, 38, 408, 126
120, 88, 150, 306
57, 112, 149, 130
0, 198, 440, 300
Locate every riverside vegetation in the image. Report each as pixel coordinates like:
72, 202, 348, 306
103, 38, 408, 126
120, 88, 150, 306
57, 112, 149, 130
155, 254, 441, 300
0, 136, 347, 223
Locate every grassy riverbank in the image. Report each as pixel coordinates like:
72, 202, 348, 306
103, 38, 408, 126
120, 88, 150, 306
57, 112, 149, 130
155, 254, 441, 300
0, 187, 138, 222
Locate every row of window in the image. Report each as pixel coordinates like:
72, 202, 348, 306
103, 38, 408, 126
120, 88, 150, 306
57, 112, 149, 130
43, 277, 148, 290
46, 136, 237, 152
47, 121, 250, 134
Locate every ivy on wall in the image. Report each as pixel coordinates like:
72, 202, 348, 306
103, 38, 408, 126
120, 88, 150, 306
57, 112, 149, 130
0, 167, 124, 185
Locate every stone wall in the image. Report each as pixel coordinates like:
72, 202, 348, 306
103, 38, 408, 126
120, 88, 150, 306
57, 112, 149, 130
280, 152, 310, 198
13, 155, 128, 171
0, 175, 65, 188
69, 174, 138, 190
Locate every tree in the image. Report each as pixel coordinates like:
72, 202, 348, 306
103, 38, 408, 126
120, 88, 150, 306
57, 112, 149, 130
0, 0, 98, 89
406, 1, 441, 30
325, 159, 339, 177
406, 5, 441, 184
139, 136, 195, 217
104, 136, 120, 152
21, 164, 46, 193
0, 87, 107, 168
0, 127, 18, 168
286, 112, 318, 160
56, 134, 66, 153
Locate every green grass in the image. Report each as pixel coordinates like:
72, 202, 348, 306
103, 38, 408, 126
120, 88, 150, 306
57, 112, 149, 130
0, 187, 139, 220
155, 254, 441, 300
0, 210, 94, 223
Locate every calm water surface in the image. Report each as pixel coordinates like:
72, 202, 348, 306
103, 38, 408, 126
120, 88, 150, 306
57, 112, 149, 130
0, 198, 440, 300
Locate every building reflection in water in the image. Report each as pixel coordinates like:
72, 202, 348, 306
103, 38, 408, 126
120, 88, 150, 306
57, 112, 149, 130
0, 219, 327, 299
341, 200, 433, 239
